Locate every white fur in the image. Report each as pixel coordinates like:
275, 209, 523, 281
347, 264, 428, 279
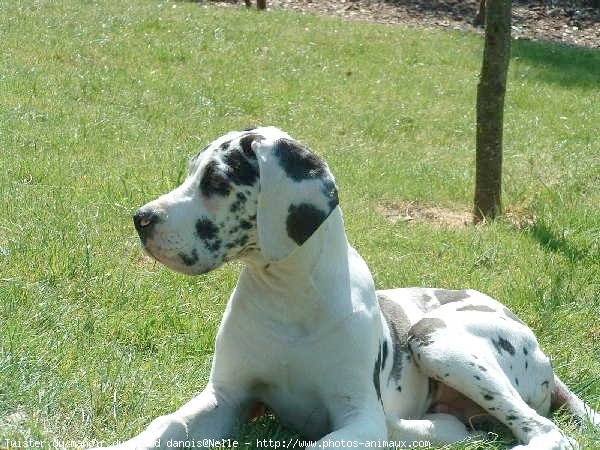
92, 127, 597, 450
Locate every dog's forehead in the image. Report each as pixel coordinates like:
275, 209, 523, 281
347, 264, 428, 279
189, 127, 293, 175
189, 131, 242, 173
212, 130, 246, 150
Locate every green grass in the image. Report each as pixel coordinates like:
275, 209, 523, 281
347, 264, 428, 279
1, 1, 599, 448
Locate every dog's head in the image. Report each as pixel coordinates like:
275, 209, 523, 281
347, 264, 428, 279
133, 126, 339, 275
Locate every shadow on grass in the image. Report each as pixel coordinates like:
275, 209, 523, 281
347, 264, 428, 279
527, 221, 584, 262
511, 39, 600, 88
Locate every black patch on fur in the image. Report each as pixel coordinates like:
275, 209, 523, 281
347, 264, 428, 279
523, 347, 528, 356
321, 177, 339, 211
179, 249, 199, 266
196, 218, 218, 240
408, 318, 447, 347
206, 239, 221, 253
243, 126, 258, 131
491, 336, 516, 356
456, 304, 495, 312
239, 133, 263, 158
506, 415, 518, 421
427, 378, 438, 400
222, 148, 258, 186
483, 394, 495, 401
522, 426, 531, 433
515, 377, 520, 386
196, 218, 222, 254
378, 293, 412, 383
286, 203, 326, 246
397, 385, 402, 392
240, 219, 253, 230
541, 380, 549, 389
229, 192, 248, 213
503, 307, 526, 325
474, 375, 481, 380
416, 293, 434, 310
272, 138, 327, 181
434, 289, 470, 305
201, 160, 231, 197
381, 340, 389, 372
478, 365, 488, 372
272, 138, 339, 213
373, 344, 382, 403
220, 140, 231, 150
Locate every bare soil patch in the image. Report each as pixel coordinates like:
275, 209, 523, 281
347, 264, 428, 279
377, 201, 537, 229
377, 201, 472, 228
215, 0, 600, 48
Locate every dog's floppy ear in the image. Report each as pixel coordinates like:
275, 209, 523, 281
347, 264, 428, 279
252, 133, 339, 261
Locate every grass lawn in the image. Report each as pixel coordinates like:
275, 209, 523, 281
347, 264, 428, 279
1, 1, 599, 448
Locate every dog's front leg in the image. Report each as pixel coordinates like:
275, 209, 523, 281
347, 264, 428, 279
92, 383, 245, 450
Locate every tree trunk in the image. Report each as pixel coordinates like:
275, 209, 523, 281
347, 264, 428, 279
257, 0, 267, 9
474, 0, 486, 26
474, 0, 511, 223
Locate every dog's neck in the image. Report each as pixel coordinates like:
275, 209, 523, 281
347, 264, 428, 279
233, 207, 359, 338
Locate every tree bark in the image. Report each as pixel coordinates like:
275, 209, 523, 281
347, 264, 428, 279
257, 0, 267, 9
474, 0, 511, 223
474, 0, 486, 26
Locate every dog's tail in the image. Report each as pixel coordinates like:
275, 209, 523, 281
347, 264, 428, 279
551, 374, 600, 428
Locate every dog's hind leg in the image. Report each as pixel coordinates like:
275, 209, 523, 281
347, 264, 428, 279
552, 374, 600, 428
407, 315, 577, 449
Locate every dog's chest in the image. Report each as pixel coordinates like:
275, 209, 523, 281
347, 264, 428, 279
255, 377, 331, 439
245, 335, 355, 439
222, 312, 377, 439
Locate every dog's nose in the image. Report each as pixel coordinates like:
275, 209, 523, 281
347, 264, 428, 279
133, 208, 160, 237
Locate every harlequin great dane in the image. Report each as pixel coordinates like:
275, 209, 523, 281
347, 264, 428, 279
100, 127, 598, 449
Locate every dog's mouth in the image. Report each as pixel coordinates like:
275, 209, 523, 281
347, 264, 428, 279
140, 243, 168, 267
140, 242, 216, 276
141, 244, 156, 260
